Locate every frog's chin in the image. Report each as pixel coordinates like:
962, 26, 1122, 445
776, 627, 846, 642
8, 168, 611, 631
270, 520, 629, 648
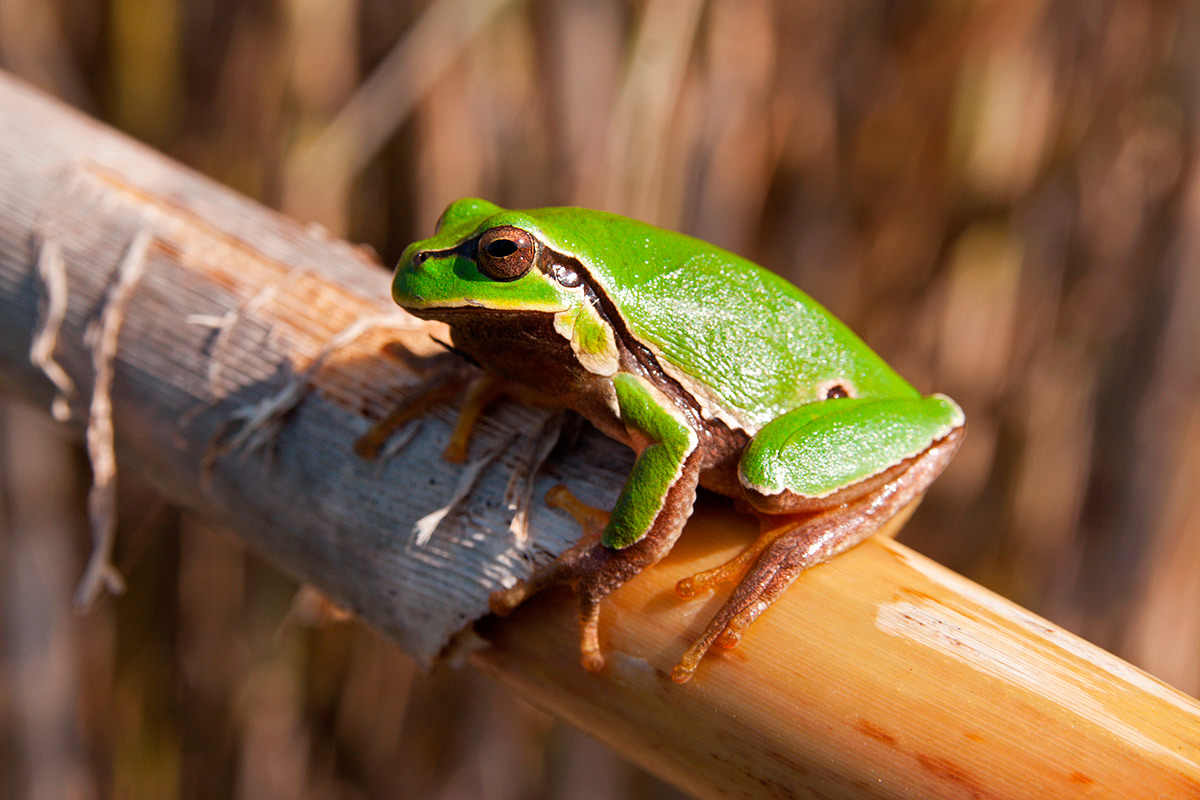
420, 306, 595, 400
403, 304, 565, 352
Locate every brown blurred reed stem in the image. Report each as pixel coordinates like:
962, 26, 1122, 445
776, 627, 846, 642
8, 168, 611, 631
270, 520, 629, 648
0, 71, 1198, 800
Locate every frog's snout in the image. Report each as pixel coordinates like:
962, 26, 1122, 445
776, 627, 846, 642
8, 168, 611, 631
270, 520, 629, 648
391, 253, 427, 306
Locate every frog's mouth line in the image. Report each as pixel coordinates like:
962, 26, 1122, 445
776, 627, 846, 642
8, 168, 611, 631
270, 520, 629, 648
402, 301, 568, 320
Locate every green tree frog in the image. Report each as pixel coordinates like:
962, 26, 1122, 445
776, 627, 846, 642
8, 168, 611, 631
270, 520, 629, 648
392, 198, 964, 682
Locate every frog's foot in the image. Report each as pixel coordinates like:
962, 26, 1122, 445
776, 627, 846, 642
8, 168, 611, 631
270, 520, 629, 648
489, 538, 651, 672
489, 485, 615, 671
489, 484, 682, 672
355, 368, 465, 459
489, 527, 609, 668
490, 486, 607, 614
671, 517, 827, 683
489, 486, 607, 620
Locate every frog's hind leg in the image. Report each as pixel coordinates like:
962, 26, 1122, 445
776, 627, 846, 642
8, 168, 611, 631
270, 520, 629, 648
673, 477, 917, 600
671, 425, 964, 683
670, 512, 850, 682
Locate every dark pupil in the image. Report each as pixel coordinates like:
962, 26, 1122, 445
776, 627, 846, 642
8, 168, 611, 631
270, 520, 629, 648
826, 385, 849, 399
486, 239, 518, 258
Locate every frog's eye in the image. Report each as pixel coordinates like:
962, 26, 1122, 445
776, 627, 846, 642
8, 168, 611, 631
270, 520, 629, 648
477, 226, 537, 281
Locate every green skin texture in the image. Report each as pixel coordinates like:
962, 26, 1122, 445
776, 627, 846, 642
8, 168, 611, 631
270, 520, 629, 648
394, 198, 963, 551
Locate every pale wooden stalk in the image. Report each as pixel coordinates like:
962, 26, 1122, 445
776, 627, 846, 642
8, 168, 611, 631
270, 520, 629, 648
475, 502, 1200, 798
0, 71, 1197, 800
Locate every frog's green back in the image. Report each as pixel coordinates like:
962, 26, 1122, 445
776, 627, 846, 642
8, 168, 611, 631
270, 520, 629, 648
507, 206, 919, 430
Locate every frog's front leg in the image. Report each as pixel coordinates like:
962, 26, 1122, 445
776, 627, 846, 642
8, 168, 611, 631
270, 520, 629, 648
490, 372, 702, 671
672, 395, 965, 682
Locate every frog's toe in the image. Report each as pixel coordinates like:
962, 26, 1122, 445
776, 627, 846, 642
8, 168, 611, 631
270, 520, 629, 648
579, 595, 606, 671
488, 582, 531, 617
674, 514, 803, 598
545, 484, 611, 539
488, 540, 590, 616
715, 570, 795, 649
490, 485, 615, 666
488, 540, 626, 671
675, 549, 753, 598
671, 585, 775, 680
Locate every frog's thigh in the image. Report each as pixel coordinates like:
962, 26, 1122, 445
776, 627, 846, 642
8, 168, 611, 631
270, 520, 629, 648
602, 373, 701, 549
738, 394, 964, 513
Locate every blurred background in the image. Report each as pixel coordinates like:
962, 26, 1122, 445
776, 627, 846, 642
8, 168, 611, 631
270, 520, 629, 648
1, 0, 1199, 797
